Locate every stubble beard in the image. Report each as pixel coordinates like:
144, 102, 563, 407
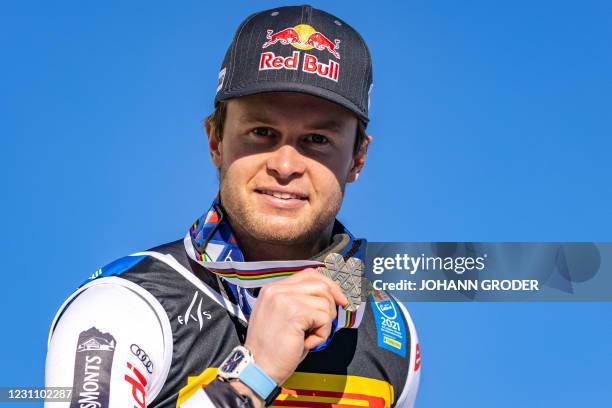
218, 166, 344, 248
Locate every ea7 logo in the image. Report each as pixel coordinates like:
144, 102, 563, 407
177, 291, 212, 330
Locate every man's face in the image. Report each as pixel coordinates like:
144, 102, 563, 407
207, 92, 367, 247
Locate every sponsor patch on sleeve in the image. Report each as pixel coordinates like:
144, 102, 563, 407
70, 327, 116, 408
370, 297, 406, 358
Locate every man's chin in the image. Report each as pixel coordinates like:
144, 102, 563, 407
251, 203, 308, 224
247, 217, 312, 244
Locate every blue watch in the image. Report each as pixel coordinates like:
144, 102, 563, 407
217, 346, 281, 406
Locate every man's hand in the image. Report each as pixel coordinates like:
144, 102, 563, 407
244, 269, 348, 385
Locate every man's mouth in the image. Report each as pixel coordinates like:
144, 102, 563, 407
257, 189, 307, 200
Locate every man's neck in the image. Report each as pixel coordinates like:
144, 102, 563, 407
230, 222, 335, 261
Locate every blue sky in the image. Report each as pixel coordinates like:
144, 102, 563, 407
1, 1, 611, 406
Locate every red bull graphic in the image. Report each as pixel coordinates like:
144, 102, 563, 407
262, 28, 301, 48
303, 31, 340, 59
259, 24, 341, 82
261, 24, 340, 59
302, 54, 339, 81
260, 51, 339, 82
259, 51, 300, 71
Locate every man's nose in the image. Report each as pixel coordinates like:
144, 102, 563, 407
266, 144, 306, 181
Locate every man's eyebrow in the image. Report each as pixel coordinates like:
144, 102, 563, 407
238, 113, 344, 133
238, 112, 275, 124
307, 119, 343, 132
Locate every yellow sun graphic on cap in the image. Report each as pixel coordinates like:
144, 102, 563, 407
291, 24, 316, 50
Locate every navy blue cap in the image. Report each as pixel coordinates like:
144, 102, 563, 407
214, 5, 373, 125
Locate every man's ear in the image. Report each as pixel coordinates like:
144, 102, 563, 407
347, 135, 372, 183
205, 118, 222, 168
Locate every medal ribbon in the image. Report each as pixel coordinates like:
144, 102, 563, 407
184, 196, 366, 348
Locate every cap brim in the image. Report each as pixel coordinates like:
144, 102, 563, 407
215, 81, 369, 125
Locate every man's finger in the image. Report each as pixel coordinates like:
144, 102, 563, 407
283, 270, 349, 307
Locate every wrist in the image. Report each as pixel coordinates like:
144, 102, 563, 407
218, 345, 282, 406
243, 342, 286, 385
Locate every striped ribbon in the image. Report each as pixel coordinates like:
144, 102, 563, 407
184, 196, 366, 346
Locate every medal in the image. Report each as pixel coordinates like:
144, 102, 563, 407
186, 196, 369, 350
317, 253, 365, 312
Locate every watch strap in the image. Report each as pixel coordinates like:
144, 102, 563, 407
238, 362, 280, 405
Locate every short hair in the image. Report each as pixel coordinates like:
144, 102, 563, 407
205, 100, 367, 156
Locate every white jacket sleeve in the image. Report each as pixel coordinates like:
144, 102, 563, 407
45, 277, 173, 408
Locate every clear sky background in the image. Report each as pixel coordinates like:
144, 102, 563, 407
1, 0, 611, 406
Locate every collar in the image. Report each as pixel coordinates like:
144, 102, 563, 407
184, 196, 366, 288
183, 196, 367, 349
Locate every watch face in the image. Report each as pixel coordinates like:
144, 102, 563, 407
221, 350, 245, 373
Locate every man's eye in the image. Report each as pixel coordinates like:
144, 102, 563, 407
252, 127, 274, 137
306, 134, 329, 145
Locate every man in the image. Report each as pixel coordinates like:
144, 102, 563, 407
46, 5, 420, 407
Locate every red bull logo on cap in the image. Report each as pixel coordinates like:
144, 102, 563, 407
262, 24, 340, 59
259, 24, 341, 82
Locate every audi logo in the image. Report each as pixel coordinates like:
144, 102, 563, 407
130, 344, 154, 373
